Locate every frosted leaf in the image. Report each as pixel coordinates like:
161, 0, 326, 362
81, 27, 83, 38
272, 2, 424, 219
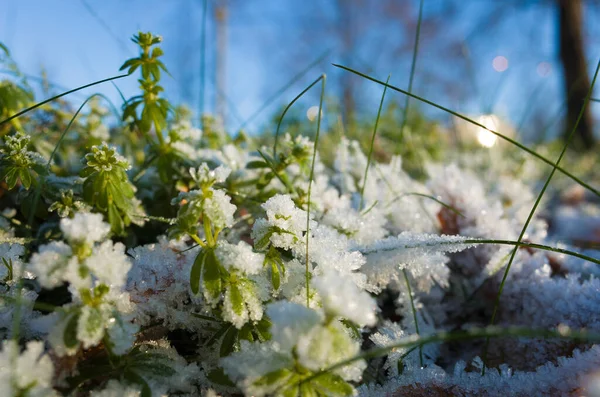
312, 269, 377, 327
203, 189, 236, 230
296, 321, 365, 382
215, 241, 264, 275
84, 142, 130, 172
0, 340, 56, 396
304, 224, 368, 290
28, 241, 73, 289
222, 279, 264, 329
252, 194, 311, 251
221, 340, 294, 396
0, 242, 25, 281
106, 316, 139, 355
47, 312, 79, 357
359, 232, 477, 292
84, 240, 131, 289
77, 303, 113, 349
189, 163, 231, 186
266, 301, 323, 351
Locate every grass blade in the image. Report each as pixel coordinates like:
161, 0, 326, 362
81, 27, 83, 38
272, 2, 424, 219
305, 74, 326, 307
273, 75, 324, 157
237, 50, 329, 132
359, 74, 390, 210
482, 57, 600, 374
398, 0, 424, 142
332, 63, 600, 198
403, 269, 423, 367
0, 73, 128, 126
292, 325, 600, 390
28, 93, 112, 229
385, 192, 465, 218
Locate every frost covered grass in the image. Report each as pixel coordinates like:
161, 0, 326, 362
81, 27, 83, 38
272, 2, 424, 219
0, 31, 600, 397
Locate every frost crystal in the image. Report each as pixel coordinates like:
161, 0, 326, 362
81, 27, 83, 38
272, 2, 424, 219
296, 321, 366, 381
215, 241, 264, 275
28, 241, 74, 289
189, 163, 231, 186
60, 212, 111, 245
266, 301, 323, 350
203, 189, 236, 230
312, 269, 377, 327
0, 340, 56, 396
222, 279, 264, 329
252, 194, 310, 251
84, 240, 131, 289
359, 232, 477, 292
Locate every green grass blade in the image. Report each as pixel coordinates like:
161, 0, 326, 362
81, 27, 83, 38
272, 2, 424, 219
47, 93, 117, 167
398, 0, 424, 141
359, 74, 390, 210
482, 57, 600, 374
403, 269, 423, 367
292, 326, 600, 390
359, 237, 600, 267
273, 75, 324, 157
0, 73, 128, 126
464, 239, 600, 266
332, 63, 600, 198
28, 93, 113, 229
305, 74, 326, 307
237, 50, 329, 132
111, 81, 127, 105
386, 192, 465, 218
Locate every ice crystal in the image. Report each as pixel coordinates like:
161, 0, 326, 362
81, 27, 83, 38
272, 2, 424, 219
203, 189, 236, 230
0, 340, 56, 396
60, 212, 111, 245
312, 269, 377, 327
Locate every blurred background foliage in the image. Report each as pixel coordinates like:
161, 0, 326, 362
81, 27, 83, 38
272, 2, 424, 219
0, 0, 599, 184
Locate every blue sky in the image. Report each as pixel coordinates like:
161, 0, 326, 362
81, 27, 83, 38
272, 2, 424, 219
2, 1, 599, 140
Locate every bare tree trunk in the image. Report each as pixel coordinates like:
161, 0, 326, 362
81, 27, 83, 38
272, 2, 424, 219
338, 0, 356, 123
215, 2, 228, 124
558, 0, 595, 148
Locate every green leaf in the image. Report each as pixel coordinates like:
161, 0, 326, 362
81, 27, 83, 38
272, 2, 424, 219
255, 229, 274, 251
108, 203, 124, 235
18, 168, 32, 189
300, 383, 319, 397
253, 368, 292, 387
206, 367, 236, 386
238, 323, 254, 342
219, 325, 239, 357
119, 58, 139, 72
340, 319, 361, 340
229, 282, 244, 316
123, 370, 151, 397
397, 359, 405, 374
5, 168, 18, 189
131, 361, 177, 378
270, 260, 281, 290
254, 316, 272, 342
311, 372, 354, 396
64, 312, 80, 348
246, 160, 268, 169
203, 249, 222, 301
190, 249, 206, 295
